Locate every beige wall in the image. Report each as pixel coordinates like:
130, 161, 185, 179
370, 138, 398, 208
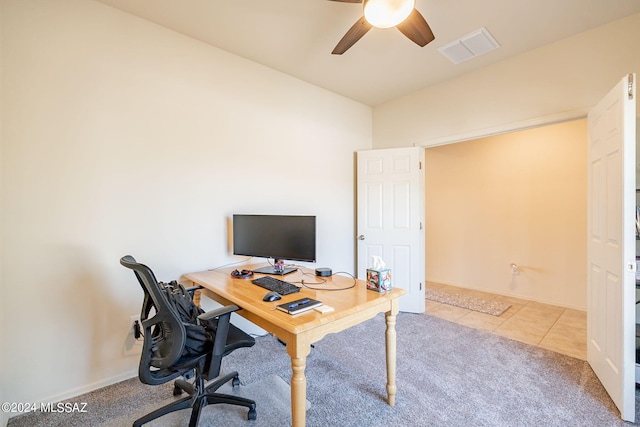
425, 119, 587, 308
0, 0, 371, 408
373, 13, 640, 149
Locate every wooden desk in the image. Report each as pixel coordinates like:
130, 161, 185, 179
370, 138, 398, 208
182, 264, 405, 427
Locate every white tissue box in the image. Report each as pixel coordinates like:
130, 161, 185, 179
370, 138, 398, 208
366, 269, 391, 292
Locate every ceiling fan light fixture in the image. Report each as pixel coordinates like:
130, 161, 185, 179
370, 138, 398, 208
363, 0, 415, 29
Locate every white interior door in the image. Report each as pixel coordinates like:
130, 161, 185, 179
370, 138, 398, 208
587, 74, 636, 422
356, 147, 425, 313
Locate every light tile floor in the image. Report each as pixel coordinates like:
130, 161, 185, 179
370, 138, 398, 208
426, 282, 587, 360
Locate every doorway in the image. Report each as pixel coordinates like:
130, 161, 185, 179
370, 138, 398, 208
423, 118, 587, 309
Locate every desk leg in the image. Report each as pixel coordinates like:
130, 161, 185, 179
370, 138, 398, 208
385, 300, 399, 406
287, 337, 311, 427
192, 289, 201, 308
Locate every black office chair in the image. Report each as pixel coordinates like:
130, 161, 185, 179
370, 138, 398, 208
120, 255, 257, 426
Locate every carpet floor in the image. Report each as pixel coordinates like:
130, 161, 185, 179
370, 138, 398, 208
8, 312, 639, 427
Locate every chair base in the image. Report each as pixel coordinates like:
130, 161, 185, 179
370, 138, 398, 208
132, 371, 256, 427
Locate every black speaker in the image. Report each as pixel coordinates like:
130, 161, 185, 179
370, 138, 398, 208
315, 268, 332, 277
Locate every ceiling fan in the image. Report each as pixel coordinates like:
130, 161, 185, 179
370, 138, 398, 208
330, 0, 435, 55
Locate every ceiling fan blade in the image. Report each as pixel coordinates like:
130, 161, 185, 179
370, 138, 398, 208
396, 9, 435, 47
332, 16, 372, 55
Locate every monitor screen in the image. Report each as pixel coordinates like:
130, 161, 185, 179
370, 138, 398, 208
232, 214, 316, 274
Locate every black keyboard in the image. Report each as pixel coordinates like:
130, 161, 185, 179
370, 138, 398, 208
251, 276, 301, 296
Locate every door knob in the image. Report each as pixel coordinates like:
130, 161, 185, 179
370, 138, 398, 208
357, 235, 365, 240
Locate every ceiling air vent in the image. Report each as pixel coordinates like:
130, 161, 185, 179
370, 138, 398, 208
437, 27, 500, 64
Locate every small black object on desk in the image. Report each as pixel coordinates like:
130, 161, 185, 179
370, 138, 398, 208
276, 298, 322, 315
315, 267, 332, 277
231, 269, 254, 279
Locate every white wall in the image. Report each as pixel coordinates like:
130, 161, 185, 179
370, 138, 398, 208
0, 0, 371, 408
373, 13, 640, 148
425, 119, 587, 309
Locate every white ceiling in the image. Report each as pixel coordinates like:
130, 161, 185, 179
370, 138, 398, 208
94, 0, 640, 106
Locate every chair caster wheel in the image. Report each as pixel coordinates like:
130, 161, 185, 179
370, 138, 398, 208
232, 376, 240, 387
172, 385, 183, 396
247, 408, 257, 420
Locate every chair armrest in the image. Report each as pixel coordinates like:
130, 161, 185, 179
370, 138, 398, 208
198, 304, 242, 380
197, 304, 240, 323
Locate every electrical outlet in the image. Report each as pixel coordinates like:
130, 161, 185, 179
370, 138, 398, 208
124, 315, 143, 357
511, 264, 520, 275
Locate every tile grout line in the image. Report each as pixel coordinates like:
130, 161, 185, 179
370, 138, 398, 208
538, 308, 565, 342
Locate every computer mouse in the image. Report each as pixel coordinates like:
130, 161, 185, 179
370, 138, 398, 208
263, 291, 282, 302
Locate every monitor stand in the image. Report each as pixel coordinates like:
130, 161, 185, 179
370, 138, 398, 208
253, 265, 297, 276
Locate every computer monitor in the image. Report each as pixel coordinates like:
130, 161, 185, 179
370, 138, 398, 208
232, 214, 316, 275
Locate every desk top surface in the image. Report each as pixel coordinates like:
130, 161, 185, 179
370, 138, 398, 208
182, 263, 405, 335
